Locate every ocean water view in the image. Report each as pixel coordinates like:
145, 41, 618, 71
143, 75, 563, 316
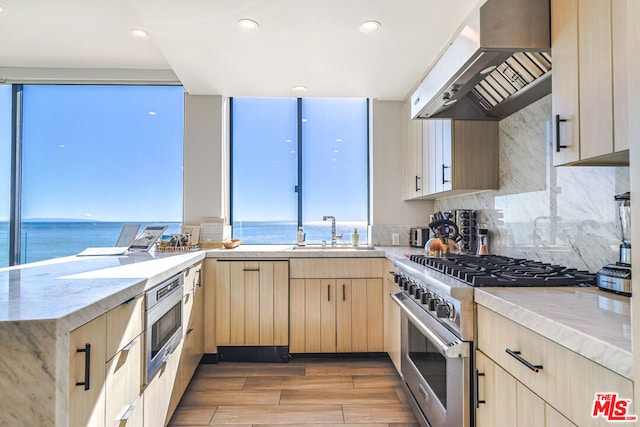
0, 221, 182, 266
0, 220, 369, 267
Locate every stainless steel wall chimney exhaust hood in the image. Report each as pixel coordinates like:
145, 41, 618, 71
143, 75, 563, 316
410, 0, 551, 121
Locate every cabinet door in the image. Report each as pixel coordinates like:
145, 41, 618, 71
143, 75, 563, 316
551, 0, 580, 165
289, 279, 336, 353
383, 266, 401, 373
517, 381, 545, 427
475, 350, 517, 427
105, 336, 142, 426
578, 0, 613, 160
143, 341, 182, 427
337, 278, 384, 353
69, 314, 107, 427
612, 0, 629, 152
402, 99, 424, 199
215, 261, 289, 346
181, 263, 204, 392
440, 120, 452, 192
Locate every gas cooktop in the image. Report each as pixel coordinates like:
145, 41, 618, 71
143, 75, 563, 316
408, 254, 597, 287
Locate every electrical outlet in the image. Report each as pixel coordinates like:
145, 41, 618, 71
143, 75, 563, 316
392, 233, 400, 246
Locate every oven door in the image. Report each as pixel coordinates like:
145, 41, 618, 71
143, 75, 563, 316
392, 292, 471, 427
145, 284, 183, 383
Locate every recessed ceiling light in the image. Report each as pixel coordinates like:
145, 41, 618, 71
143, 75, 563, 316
130, 28, 150, 39
237, 18, 259, 32
359, 20, 381, 33
292, 85, 307, 93
0, 6, 4, 13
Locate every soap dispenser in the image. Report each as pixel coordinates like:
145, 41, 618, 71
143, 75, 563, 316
351, 229, 359, 246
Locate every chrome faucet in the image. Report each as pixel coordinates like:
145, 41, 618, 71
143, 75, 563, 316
323, 215, 343, 246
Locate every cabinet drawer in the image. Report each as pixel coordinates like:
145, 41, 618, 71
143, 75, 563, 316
106, 294, 143, 360
290, 258, 383, 278
105, 336, 142, 426
477, 305, 632, 427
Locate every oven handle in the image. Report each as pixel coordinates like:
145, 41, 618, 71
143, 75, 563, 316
391, 291, 469, 358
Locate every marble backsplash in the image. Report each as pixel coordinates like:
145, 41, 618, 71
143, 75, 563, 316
435, 95, 630, 272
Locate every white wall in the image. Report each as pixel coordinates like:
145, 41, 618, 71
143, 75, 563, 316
182, 97, 430, 241
371, 100, 434, 226
183, 94, 228, 225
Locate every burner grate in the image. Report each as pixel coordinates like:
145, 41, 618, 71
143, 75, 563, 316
408, 254, 596, 287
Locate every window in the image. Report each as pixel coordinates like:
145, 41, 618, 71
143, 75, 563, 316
231, 97, 369, 244
2, 85, 184, 265
0, 86, 11, 267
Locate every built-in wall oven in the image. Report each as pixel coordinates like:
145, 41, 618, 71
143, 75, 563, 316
145, 272, 184, 383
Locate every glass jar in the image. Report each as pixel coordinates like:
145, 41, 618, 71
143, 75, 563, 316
477, 228, 489, 256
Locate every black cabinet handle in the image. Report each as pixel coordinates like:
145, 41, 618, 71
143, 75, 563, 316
506, 348, 543, 372
442, 165, 450, 184
327, 284, 331, 301
342, 284, 346, 301
555, 114, 568, 152
475, 369, 486, 408
76, 344, 91, 390
415, 175, 421, 192
195, 269, 201, 287
243, 268, 260, 272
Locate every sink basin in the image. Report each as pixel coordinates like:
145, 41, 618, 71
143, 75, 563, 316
291, 245, 377, 251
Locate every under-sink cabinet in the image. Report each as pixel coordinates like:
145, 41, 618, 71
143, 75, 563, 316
475, 304, 632, 427
289, 258, 384, 353
213, 260, 289, 347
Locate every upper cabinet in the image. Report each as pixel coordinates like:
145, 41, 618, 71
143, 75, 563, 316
552, 0, 630, 166
402, 99, 424, 199
402, 99, 499, 200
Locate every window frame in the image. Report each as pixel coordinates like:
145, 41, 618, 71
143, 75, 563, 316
2, 83, 184, 266
229, 97, 371, 244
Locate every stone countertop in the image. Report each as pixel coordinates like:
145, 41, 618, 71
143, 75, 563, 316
0, 251, 205, 330
0, 245, 415, 329
475, 287, 632, 380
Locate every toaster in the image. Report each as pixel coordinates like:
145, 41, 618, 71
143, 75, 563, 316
409, 228, 430, 248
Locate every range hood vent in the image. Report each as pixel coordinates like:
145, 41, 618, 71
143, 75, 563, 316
411, 0, 551, 121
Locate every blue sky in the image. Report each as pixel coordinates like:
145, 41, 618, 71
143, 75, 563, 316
6, 85, 185, 222
232, 97, 368, 223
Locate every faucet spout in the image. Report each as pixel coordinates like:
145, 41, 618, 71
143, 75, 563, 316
323, 215, 342, 246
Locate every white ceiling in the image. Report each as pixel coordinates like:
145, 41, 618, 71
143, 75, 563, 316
0, 0, 485, 100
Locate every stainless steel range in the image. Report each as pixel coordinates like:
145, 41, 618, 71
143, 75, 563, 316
392, 254, 596, 427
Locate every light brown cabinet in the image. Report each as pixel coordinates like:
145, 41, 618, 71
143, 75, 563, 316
180, 262, 204, 394
383, 259, 401, 373
551, 0, 630, 166
402, 98, 424, 199
215, 260, 289, 346
476, 304, 631, 426
401, 106, 499, 200
289, 258, 384, 354
476, 350, 576, 427
69, 314, 107, 427
289, 277, 383, 353
105, 294, 144, 427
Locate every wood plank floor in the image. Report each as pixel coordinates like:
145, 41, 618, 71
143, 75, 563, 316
169, 357, 420, 427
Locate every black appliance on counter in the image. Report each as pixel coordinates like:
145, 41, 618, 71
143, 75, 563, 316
409, 228, 430, 248
392, 253, 596, 427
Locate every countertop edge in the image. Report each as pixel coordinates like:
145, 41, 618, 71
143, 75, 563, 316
474, 288, 633, 380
